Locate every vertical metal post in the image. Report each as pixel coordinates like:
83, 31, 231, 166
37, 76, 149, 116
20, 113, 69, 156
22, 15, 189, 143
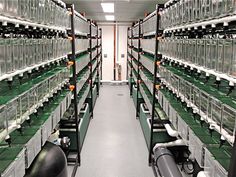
228, 136, 236, 177
126, 27, 129, 81
136, 20, 142, 119
67, 3, 81, 169
148, 4, 163, 165
100, 28, 103, 81
89, 20, 94, 118
114, 24, 117, 81
130, 27, 133, 96
96, 26, 99, 95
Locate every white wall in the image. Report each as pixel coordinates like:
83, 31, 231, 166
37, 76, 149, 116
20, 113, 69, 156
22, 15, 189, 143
101, 25, 114, 81
117, 25, 128, 81
100, 24, 129, 81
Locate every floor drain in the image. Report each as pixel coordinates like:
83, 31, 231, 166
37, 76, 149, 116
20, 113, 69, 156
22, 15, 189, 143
117, 94, 124, 96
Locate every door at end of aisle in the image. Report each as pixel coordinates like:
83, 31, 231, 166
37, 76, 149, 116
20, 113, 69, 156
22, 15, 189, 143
101, 24, 128, 81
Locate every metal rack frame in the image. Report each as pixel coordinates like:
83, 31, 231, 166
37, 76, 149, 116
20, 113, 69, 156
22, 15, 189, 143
0, 3, 101, 177
128, 2, 236, 177
100, 28, 103, 81
88, 19, 94, 119
158, 1, 236, 177
64, 5, 100, 177
126, 27, 130, 82
128, 4, 164, 167
96, 28, 100, 96
126, 27, 130, 80
66, 4, 81, 176
148, 4, 164, 165
136, 20, 142, 119
128, 27, 134, 96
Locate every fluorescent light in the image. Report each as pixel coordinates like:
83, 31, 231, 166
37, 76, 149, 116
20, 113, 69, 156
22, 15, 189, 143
101, 3, 114, 13
105, 15, 115, 21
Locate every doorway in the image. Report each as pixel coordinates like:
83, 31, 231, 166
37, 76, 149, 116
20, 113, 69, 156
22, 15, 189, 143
100, 24, 129, 81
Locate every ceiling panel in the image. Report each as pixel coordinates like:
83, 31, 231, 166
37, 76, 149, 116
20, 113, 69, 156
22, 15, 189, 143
63, 0, 167, 22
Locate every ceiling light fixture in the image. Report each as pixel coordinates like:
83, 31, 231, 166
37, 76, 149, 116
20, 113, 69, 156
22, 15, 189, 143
101, 3, 114, 13
105, 15, 115, 21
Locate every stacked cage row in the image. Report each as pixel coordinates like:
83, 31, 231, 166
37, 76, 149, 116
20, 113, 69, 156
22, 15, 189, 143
160, 38, 236, 77
0, 38, 70, 77
161, 0, 235, 29
0, 68, 70, 142
159, 66, 236, 144
0, 0, 70, 28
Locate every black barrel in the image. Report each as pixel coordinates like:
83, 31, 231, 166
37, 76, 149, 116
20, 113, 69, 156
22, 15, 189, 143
25, 141, 68, 177
154, 147, 182, 177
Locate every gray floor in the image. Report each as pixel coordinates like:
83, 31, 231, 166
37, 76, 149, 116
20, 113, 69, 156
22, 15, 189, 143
68, 84, 154, 177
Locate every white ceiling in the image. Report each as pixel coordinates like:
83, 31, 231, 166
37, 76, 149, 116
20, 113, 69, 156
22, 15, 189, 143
63, 0, 168, 22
